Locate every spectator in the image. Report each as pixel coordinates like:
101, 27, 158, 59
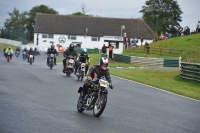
108, 44, 113, 58
140, 36, 144, 46
132, 37, 138, 47
178, 26, 183, 36
144, 41, 150, 54
197, 21, 200, 33
166, 32, 171, 38
153, 38, 158, 42
101, 44, 107, 54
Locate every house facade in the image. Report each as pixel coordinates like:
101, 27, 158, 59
34, 13, 155, 53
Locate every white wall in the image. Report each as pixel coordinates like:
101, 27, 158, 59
34, 33, 124, 54
0, 38, 22, 47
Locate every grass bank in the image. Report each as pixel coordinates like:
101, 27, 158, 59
111, 70, 200, 100
0, 43, 18, 50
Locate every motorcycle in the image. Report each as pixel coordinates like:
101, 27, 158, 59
29, 55, 33, 65
76, 62, 88, 81
6, 52, 11, 62
15, 51, 20, 58
34, 49, 40, 56
48, 54, 55, 69
22, 52, 27, 60
77, 77, 110, 117
63, 56, 75, 77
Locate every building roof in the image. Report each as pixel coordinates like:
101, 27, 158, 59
35, 13, 155, 39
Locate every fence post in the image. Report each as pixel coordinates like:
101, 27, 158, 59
179, 57, 182, 70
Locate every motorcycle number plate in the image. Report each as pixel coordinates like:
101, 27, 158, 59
7, 53, 10, 55
30, 55, 33, 58
69, 59, 74, 63
50, 54, 54, 57
99, 79, 108, 87
81, 63, 86, 66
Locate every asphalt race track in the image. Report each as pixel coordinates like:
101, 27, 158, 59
0, 52, 200, 133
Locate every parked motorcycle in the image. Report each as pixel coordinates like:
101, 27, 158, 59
63, 56, 75, 77
6, 52, 11, 62
77, 77, 110, 117
15, 51, 20, 58
76, 62, 88, 81
48, 54, 55, 69
29, 55, 33, 65
22, 52, 27, 60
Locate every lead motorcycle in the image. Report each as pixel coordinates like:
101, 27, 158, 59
77, 77, 112, 117
63, 55, 75, 77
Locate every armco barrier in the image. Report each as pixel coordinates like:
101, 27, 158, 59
113, 54, 179, 67
113, 54, 131, 63
180, 62, 200, 82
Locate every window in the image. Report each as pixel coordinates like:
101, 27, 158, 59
42, 34, 54, 39
91, 36, 100, 41
68, 35, 76, 40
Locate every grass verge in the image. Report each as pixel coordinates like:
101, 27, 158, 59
111, 70, 200, 100
0, 43, 18, 50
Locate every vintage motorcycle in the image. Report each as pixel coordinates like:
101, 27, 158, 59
29, 55, 34, 65
77, 77, 111, 117
15, 51, 20, 58
6, 52, 11, 62
22, 52, 27, 60
76, 62, 88, 81
63, 56, 75, 77
48, 54, 55, 69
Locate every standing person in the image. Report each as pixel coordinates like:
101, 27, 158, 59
144, 41, 150, 54
101, 44, 107, 54
134, 37, 138, 47
140, 37, 144, 46
197, 21, 200, 33
108, 44, 113, 58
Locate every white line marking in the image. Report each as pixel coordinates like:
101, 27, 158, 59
111, 75, 200, 102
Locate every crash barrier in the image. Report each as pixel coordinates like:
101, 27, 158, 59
113, 54, 179, 67
180, 62, 200, 82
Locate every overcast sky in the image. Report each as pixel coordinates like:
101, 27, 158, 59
0, 0, 199, 32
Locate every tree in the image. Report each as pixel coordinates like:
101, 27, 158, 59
140, 0, 183, 35
27, 4, 58, 41
4, 8, 28, 31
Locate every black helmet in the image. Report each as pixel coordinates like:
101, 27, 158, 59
69, 43, 74, 50
98, 57, 109, 70
51, 44, 55, 49
30, 47, 33, 50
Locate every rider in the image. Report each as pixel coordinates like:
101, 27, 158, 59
74, 48, 90, 76
15, 47, 20, 56
5, 46, 14, 59
80, 57, 114, 102
47, 44, 58, 65
3, 48, 6, 57
27, 47, 35, 63
62, 43, 77, 72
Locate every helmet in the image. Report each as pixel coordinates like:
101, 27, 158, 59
81, 48, 87, 55
98, 57, 109, 70
69, 43, 74, 50
30, 47, 33, 50
8, 46, 11, 49
51, 44, 55, 49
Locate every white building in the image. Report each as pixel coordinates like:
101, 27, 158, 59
34, 13, 155, 53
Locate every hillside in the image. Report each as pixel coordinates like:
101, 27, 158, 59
123, 34, 200, 62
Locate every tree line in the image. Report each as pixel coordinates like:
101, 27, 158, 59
1, 0, 183, 41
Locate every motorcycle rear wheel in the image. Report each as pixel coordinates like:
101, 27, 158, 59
93, 94, 107, 117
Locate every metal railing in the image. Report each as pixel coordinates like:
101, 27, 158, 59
180, 62, 200, 82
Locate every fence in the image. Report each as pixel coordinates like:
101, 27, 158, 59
180, 62, 200, 82
0, 28, 30, 44
128, 46, 200, 63
113, 54, 179, 67
74, 48, 99, 54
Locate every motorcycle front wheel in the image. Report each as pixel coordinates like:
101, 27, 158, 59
77, 94, 85, 113
93, 94, 107, 117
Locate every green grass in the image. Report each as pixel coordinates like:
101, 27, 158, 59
0, 43, 18, 50
111, 70, 200, 100
123, 34, 200, 62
